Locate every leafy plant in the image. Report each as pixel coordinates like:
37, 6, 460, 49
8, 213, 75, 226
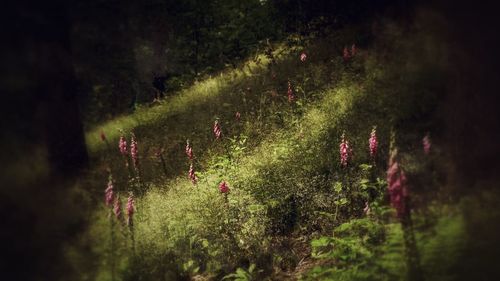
223, 264, 262, 281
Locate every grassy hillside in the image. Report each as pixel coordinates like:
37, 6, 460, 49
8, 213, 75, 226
66, 14, 481, 281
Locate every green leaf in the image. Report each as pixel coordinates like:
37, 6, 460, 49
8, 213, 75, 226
311, 237, 331, 247
359, 164, 373, 171
359, 178, 370, 190
333, 181, 342, 193
202, 239, 209, 248
339, 198, 349, 205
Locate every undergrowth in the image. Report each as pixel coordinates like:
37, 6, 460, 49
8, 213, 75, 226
66, 13, 474, 281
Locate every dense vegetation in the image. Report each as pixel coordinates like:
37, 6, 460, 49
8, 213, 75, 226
3, 1, 500, 281
62, 11, 488, 280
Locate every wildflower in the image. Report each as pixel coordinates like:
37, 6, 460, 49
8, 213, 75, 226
105, 176, 114, 207
119, 136, 128, 155
213, 120, 222, 139
185, 140, 193, 160
300, 52, 307, 62
287, 81, 294, 103
369, 127, 378, 158
343, 46, 351, 61
113, 196, 122, 220
235, 111, 241, 122
188, 164, 197, 184
219, 180, 229, 193
339, 132, 352, 167
154, 148, 162, 161
423, 133, 431, 155
351, 44, 357, 57
387, 150, 409, 218
130, 134, 139, 168
126, 193, 135, 226
100, 131, 106, 142
363, 201, 371, 216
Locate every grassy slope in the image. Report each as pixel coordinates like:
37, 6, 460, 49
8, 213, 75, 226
69, 15, 474, 281
82, 39, 344, 196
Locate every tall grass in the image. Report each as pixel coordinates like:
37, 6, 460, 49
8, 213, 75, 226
68, 15, 470, 281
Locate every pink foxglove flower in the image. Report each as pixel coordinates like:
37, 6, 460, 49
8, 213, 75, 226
300, 52, 307, 62
113, 196, 122, 220
351, 44, 357, 57
185, 140, 193, 160
188, 164, 197, 184
343, 46, 351, 61
213, 120, 222, 139
387, 151, 409, 218
219, 181, 229, 193
119, 136, 128, 155
423, 134, 431, 155
130, 134, 139, 169
126, 193, 135, 226
369, 127, 378, 158
287, 81, 294, 103
105, 176, 114, 207
363, 201, 371, 216
339, 132, 352, 167
235, 111, 241, 122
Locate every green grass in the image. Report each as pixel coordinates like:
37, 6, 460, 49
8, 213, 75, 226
85, 52, 270, 155
67, 17, 471, 281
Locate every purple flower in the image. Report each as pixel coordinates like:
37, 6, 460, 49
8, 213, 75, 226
387, 151, 409, 218
369, 127, 378, 159
343, 46, 351, 61
185, 140, 193, 160
339, 132, 352, 167
300, 52, 307, 62
423, 133, 431, 155
287, 81, 294, 103
130, 134, 139, 169
119, 136, 128, 155
219, 181, 229, 193
213, 120, 222, 140
105, 176, 114, 207
126, 193, 135, 226
113, 196, 122, 220
188, 164, 197, 185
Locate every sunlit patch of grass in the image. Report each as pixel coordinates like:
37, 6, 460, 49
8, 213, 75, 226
71, 17, 458, 280
85, 51, 279, 155
82, 44, 320, 198
121, 71, 379, 278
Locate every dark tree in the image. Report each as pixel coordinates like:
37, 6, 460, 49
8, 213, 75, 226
1, 1, 88, 280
